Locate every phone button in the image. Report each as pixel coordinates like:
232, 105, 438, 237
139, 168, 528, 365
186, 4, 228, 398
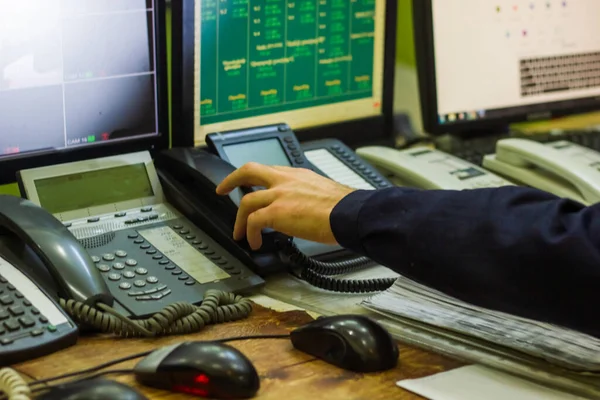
123, 272, 136, 279
0, 310, 8, 320
172, 225, 183, 230
108, 274, 121, 281
125, 259, 138, 267
87, 217, 100, 223
147, 277, 159, 284
128, 233, 139, 239
135, 268, 148, 275
185, 281, 196, 286
134, 280, 146, 288
159, 260, 170, 265
113, 263, 125, 270
0, 296, 14, 306
18, 317, 35, 328
141, 207, 153, 212
178, 276, 188, 281
115, 250, 127, 258
97, 264, 111, 273
171, 270, 182, 276
91, 256, 101, 263
119, 283, 132, 290
103, 254, 115, 261
295, 158, 305, 164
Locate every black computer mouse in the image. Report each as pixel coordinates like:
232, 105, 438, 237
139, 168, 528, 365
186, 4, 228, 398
290, 315, 399, 372
134, 341, 260, 399
36, 378, 148, 400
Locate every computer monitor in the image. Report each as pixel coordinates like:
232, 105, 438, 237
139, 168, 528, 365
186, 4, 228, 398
171, 0, 397, 148
414, 0, 600, 136
0, 0, 169, 185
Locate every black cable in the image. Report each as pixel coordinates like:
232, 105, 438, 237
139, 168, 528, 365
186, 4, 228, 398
280, 241, 375, 275
279, 240, 395, 293
28, 334, 291, 389
218, 334, 290, 343
28, 352, 152, 388
300, 267, 396, 293
30, 369, 133, 395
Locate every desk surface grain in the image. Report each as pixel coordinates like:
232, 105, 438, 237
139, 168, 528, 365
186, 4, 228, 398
15, 303, 464, 399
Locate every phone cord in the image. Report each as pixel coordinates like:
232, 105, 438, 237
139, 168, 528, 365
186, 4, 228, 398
59, 290, 253, 338
280, 241, 397, 293
279, 240, 375, 275
0, 368, 30, 400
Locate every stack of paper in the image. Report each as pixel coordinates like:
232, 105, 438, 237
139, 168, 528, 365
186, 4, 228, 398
362, 277, 600, 372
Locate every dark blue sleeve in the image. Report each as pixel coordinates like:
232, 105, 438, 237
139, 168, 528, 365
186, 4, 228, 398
330, 186, 600, 337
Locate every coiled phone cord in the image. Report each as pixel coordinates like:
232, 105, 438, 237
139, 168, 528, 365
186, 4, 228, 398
279, 240, 396, 293
298, 267, 396, 293
0, 368, 30, 400
59, 290, 253, 338
279, 240, 374, 275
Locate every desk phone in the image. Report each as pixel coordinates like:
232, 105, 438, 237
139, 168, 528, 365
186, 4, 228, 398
158, 124, 392, 267
357, 146, 514, 190
16, 152, 264, 319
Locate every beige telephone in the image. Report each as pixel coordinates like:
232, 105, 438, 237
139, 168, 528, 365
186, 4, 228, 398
483, 139, 600, 205
356, 146, 514, 190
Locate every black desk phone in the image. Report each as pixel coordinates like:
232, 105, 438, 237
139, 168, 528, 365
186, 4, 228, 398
155, 124, 396, 291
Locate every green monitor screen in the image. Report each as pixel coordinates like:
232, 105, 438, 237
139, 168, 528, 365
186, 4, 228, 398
194, 0, 387, 144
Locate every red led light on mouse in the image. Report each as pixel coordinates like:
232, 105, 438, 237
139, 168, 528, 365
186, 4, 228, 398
195, 374, 210, 385
173, 385, 209, 397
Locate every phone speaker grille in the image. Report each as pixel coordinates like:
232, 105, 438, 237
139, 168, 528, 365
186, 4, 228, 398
79, 232, 116, 249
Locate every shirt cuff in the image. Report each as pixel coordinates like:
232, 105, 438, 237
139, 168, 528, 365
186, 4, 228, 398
330, 189, 378, 252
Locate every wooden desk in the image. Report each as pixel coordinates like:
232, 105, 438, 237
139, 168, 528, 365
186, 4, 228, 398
15, 302, 464, 399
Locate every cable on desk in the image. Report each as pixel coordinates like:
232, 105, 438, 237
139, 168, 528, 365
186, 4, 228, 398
59, 289, 253, 337
0, 368, 30, 400
29, 369, 134, 397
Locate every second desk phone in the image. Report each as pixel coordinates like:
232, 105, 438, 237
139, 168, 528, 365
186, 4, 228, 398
356, 146, 514, 190
483, 138, 600, 205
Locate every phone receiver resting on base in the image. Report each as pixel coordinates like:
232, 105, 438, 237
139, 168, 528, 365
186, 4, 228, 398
483, 139, 600, 205
154, 147, 290, 254
0, 195, 113, 307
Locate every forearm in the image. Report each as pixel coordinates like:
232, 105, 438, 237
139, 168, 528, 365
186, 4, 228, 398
331, 187, 600, 336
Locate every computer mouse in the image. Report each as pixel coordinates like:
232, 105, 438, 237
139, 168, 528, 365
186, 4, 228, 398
36, 378, 148, 400
134, 341, 260, 399
290, 315, 399, 372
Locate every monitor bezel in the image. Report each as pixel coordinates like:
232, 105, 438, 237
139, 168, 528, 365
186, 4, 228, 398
0, 0, 170, 186
414, 0, 600, 137
171, 0, 398, 149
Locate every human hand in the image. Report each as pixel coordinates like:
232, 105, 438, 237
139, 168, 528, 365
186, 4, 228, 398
215, 163, 356, 250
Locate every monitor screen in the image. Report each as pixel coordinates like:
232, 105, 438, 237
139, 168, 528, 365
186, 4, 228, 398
193, 0, 388, 143
222, 138, 291, 169
425, 0, 600, 131
0, 1, 160, 158
34, 163, 154, 214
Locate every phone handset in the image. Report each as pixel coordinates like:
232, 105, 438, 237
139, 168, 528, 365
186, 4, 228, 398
484, 139, 600, 205
156, 147, 396, 293
0, 195, 113, 307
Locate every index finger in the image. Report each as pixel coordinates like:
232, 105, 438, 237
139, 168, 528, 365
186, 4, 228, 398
216, 162, 279, 195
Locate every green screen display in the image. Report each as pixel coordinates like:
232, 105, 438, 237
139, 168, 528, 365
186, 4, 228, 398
200, 0, 377, 124
35, 163, 154, 214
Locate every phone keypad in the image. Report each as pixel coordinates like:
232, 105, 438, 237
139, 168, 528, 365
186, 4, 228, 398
81, 217, 264, 318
